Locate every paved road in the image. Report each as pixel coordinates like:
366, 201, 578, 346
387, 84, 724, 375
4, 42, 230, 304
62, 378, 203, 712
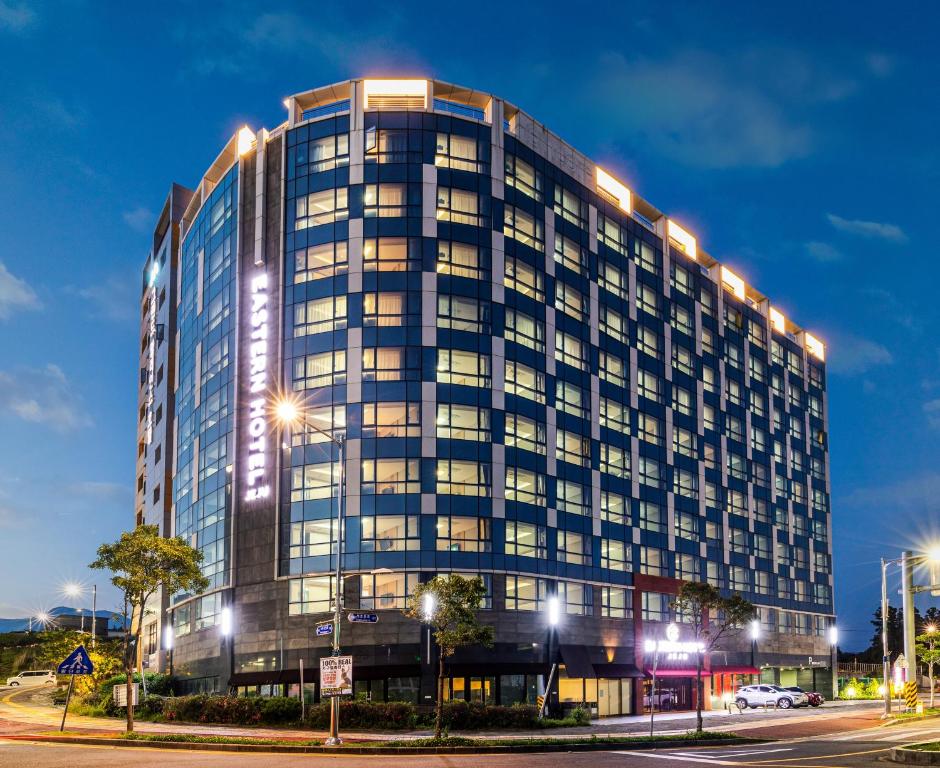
2, 722, 939, 768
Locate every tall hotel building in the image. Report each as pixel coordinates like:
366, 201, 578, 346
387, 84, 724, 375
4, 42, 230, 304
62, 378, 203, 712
134, 78, 835, 716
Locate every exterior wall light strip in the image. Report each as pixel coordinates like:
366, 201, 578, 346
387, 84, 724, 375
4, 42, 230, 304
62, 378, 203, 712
666, 220, 697, 261
721, 265, 746, 301
596, 167, 632, 214
805, 332, 826, 361
363, 79, 428, 109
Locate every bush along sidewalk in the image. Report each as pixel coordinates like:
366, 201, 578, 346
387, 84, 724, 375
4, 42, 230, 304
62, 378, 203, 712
112, 694, 589, 731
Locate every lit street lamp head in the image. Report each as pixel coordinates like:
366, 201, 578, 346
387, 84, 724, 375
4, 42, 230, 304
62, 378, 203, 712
547, 596, 561, 627
828, 625, 839, 646
274, 397, 300, 425
422, 592, 435, 622
750, 619, 760, 641
62, 582, 83, 598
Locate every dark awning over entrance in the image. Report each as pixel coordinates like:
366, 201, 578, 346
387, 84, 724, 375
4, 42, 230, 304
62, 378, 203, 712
593, 663, 645, 678
560, 644, 596, 678
645, 668, 699, 678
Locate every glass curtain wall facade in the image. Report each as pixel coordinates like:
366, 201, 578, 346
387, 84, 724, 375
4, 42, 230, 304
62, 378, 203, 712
153, 79, 834, 712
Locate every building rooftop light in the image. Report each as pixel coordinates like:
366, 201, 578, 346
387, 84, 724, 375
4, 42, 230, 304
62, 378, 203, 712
596, 168, 632, 214
237, 126, 256, 156
667, 220, 697, 261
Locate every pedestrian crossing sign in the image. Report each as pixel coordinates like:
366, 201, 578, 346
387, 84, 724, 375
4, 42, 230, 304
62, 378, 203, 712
57, 645, 94, 675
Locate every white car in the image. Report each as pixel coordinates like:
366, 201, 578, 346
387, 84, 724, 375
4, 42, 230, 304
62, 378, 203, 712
735, 684, 808, 709
5, 670, 57, 687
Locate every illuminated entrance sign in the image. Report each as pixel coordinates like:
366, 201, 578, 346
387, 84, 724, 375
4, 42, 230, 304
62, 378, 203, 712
244, 272, 270, 502
644, 623, 705, 662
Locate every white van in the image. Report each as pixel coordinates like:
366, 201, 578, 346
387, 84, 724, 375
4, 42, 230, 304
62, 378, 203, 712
5, 670, 57, 687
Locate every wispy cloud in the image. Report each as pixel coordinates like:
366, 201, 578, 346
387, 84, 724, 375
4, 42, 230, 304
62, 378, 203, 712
827, 213, 907, 243
590, 47, 858, 170
0, 261, 40, 319
0, 364, 91, 431
824, 332, 893, 376
804, 241, 843, 262
67, 481, 133, 504
924, 400, 940, 430
122, 206, 154, 233
866, 52, 896, 78
66, 271, 139, 323
0, 0, 35, 33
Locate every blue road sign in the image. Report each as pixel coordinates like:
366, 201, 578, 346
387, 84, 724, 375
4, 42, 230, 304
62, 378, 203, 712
57, 645, 94, 676
347, 612, 378, 624
316, 623, 333, 636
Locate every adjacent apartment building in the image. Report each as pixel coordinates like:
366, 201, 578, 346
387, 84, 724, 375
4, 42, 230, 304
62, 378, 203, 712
133, 78, 835, 716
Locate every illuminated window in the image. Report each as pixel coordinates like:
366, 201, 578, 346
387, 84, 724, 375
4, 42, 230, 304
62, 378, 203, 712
599, 351, 626, 387
437, 241, 487, 279
505, 360, 544, 403
599, 259, 627, 299
504, 307, 545, 352
291, 461, 341, 501
437, 349, 491, 387
294, 241, 348, 283
505, 467, 546, 506
555, 281, 586, 322
558, 581, 592, 615
558, 530, 589, 565
361, 458, 420, 495
556, 380, 587, 419
505, 575, 548, 611
601, 538, 629, 572
364, 183, 409, 217
504, 256, 544, 301
295, 187, 348, 229
505, 521, 546, 559
505, 154, 542, 201
554, 232, 587, 275
601, 490, 627, 525
436, 517, 491, 552
436, 459, 491, 496
504, 205, 544, 251
505, 413, 546, 454
436, 133, 482, 173
296, 134, 349, 174
555, 330, 588, 371
600, 397, 628, 433
554, 184, 587, 229
292, 350, 346, 389
598, 212, 628, 255
289, 519, 339, 558
363, 291, 408, 326
363, 237, 419, 272
557, 429, 590, 467
437, 294, 489, 333
600, 442, 629, 479
436, 403, 490, 442
600, 305, 626, 341
289, 404, 345, 447
361, 515, 419, 552
362, 402, 420, 438
556, 479, 589, 516
437, 187, 482, 226
359, 572, 418, 610
602, 586, 630, 619
364, 128, 413, 164
362, 347, 419, 382
288, 575, 337, 615
294, 295, 347, 336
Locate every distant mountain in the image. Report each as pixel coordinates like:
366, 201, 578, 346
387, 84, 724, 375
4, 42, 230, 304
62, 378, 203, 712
0, 606, 123, 634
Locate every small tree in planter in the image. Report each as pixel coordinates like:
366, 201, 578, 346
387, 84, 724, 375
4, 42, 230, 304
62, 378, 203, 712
672, 581, 755, 733
403, 575, 494, 739
90, 524, 208, 732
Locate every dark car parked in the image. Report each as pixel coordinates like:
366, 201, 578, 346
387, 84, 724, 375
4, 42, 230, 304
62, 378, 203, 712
785, 686, 824, 706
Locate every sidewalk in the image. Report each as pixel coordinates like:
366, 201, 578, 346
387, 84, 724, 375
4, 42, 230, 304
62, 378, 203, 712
0, 687, 883, 743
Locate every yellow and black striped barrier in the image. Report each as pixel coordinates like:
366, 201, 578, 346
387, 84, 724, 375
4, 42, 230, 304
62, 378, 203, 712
903, 681, 919, 711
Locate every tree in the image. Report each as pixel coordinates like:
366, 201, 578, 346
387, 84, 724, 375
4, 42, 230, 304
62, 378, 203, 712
403, 575, 494, 739
34, 629, 123, 698
672, 582, 756, 733
90, 525, 208, 732
917, 628, 940, 708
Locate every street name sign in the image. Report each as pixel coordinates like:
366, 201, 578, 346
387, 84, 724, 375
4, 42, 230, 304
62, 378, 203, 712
347, 612, 378, 624
316, 622, 334, 636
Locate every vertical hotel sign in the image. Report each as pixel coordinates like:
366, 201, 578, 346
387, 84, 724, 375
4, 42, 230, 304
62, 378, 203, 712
244, 272, 270, 501
144, 262, 159, 445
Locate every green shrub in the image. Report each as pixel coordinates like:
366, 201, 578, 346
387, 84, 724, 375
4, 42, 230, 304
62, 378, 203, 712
570, 706, 590, 726
259, 696, 302, 724
305, 700, 416, 730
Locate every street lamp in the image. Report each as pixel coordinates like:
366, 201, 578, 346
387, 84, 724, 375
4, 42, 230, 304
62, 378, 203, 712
274, 395, 346, 746
538, 596, 561, 720
750, 619, 760, 672
422, 593, 435, 665
62, 582, 98, 649
829, 625, 839, 700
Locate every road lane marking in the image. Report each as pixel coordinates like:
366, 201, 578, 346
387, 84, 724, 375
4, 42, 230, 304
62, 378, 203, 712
612, 753, 739, 764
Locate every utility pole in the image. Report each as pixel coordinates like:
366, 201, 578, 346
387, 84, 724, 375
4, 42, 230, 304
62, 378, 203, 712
902, 551, 917, 690
882, 558, 891, 717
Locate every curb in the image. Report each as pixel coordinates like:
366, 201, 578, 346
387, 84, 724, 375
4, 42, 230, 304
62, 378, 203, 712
10, 734, 761, 755
890, 746, 940, 764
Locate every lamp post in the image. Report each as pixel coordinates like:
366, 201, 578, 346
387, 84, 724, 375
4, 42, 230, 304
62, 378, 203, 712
750, 619, 760, 674
63, 582, 97, 649
829, 625, 839, 700
275, 396, 346, 746
220, 605, 234, 693
927, 625, 937, 709
423, 593, 436, 665
539, 596, 560, 720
